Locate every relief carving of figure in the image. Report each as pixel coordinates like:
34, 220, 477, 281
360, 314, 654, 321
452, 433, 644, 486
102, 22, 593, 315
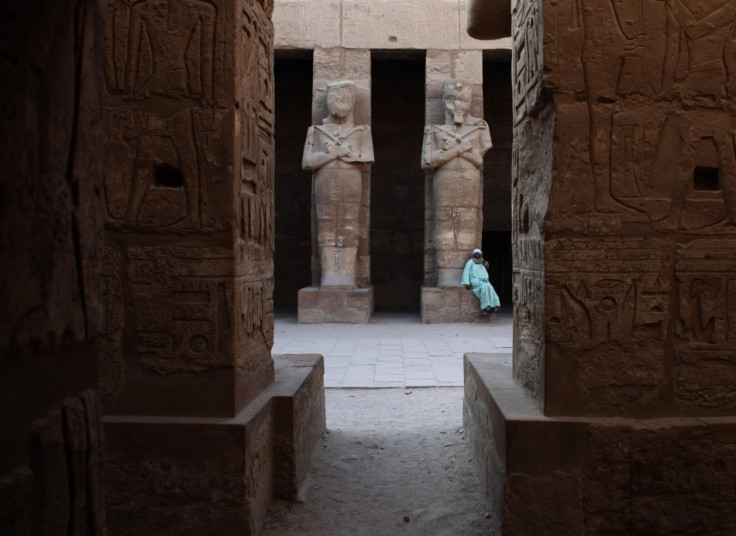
422, 79, 492, 288
121, 0, 216, 229
302, 81, 374, 288
583, 0, 736, 227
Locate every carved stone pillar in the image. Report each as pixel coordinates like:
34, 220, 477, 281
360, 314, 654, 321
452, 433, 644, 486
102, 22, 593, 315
464, 0, 736, 533
298, 47, 375, 323
100, 1, 325, 533
0, 2, 107, 533
420, 50, 494, 323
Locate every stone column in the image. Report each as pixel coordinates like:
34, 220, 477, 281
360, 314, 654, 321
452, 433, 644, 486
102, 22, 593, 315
297, 47, 375, 323
464, 0, 736, 533
100, 1, 325, 533
0, 2, 107, 533
420, 49, 493, 323
101, 0, 274, 420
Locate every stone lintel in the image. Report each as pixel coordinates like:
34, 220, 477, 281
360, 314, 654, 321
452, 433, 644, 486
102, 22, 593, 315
463, 354, 736, 535
297, 286, 374, 323
104, 355, 325, 535
421, 286, 496, 323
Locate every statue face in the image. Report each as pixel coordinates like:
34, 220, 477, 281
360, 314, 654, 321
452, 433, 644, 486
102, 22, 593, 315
326, 86, 354, 119
444, 90, 471, 116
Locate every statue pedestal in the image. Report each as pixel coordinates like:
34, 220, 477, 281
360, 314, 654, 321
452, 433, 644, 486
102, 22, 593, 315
297, 286, 374, 323
420, 286, 494, 323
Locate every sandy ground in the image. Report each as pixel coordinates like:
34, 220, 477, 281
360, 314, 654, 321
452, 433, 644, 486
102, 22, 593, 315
261, 388, 496, 536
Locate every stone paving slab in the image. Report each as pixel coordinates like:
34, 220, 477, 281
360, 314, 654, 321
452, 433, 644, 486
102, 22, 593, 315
273, 309, 513, 388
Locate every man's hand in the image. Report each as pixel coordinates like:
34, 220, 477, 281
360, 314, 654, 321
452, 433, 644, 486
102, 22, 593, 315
464, 284, 472, 290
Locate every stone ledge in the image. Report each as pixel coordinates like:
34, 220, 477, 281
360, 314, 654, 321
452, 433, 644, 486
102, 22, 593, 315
463, 353, 736, 535
104, 355, 325, 536
421, 286, 497, 323
298, 286, 374, 323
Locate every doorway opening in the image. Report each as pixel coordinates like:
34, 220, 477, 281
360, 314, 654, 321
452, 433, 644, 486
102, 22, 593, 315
273, 51, 313, 311
482, 54, 513, 308
370, 52, 426, 312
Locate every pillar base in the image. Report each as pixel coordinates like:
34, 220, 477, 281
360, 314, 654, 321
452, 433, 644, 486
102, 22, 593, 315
421, 286, 495, 323
104, 355, 325, 536
463, 353, 736, 535
297, 286, 374, 323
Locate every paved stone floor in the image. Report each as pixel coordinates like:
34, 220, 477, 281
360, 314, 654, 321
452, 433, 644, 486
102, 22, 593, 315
273, 308, 513, 388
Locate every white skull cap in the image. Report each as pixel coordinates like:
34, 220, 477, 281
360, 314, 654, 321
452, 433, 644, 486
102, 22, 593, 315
472, 248, 482, 255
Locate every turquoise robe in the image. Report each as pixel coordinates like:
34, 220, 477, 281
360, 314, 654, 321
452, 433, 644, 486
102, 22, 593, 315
461, 259, 500, 310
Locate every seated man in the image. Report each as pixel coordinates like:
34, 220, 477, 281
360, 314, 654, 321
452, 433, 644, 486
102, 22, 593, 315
461, 248, 501, 315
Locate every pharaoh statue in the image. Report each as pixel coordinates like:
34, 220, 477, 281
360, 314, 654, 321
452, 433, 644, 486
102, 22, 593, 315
302, 81, 374, 288
422, 79, 492, 288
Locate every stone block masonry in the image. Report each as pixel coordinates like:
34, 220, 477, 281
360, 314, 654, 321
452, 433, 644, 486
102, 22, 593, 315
463, 0, 736, 533
99, 1, 326, 533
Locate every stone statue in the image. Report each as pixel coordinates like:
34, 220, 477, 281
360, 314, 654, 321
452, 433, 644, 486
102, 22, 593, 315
302, 80, 374, 287
422, 79, 492, 288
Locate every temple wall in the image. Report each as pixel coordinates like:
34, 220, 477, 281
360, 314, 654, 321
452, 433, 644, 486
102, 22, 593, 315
0, 1, 107, 533
274, 0, 510, 51
273, 0, 513, 314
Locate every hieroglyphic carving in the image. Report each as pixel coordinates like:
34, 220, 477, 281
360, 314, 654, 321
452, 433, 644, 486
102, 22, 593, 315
544, 239, 670, 411
544, 0, 584, 93
513, 269, 545, 400
101, 0, 276, 387
131, 281, 232, 373
233, 277, 274, 364
604, 108, 736, 230
133, 279, 232, 374
515, 269, 544, 332
547, 239, 669, 346
662, 0, 736, 100
548, 276, 669, 345
125, 245, 238, 374
512, 0, 543, 123
238, 4, 275, 260
579, 0, 736, 228
675, 241, 736, 408
240, 281, 265, 339
258, 112, 275, 192
241, 194, 274, 246
103, 0, 220, 231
